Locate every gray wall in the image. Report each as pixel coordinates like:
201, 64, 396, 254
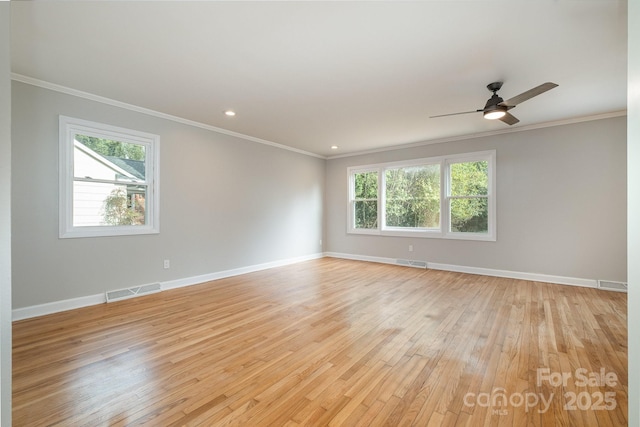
11, 81, 325, 309
326, 116, 627, 282
0, 3, 11, 425
11, 82, 628, 304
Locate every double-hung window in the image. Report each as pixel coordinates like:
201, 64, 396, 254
447, 157, 490, 234
348, 150, 495, 241
385, 162, 441, 231
59, 116, 160, 238
352, 169, 379, 232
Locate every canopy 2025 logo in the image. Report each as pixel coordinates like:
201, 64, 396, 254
538, 367, 618, 411
463, 367, 619, 415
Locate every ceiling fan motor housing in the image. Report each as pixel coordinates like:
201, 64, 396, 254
484, 82, 505, 111
484, 94, 505, 111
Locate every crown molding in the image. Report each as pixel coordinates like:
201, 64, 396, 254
327, 110, 627, 159
11, 73, 326, 160
12, 73, 625, 162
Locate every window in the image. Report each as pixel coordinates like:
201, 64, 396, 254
348, 150, 495, 241
352, 170, 378, 231
385, 163, 440, 230
448, 159, 489, 233
59, 116, 160, 238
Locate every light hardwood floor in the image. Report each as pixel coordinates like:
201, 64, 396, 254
13, 258, 627, 426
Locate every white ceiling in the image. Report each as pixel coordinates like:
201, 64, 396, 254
11, 1, 628, 158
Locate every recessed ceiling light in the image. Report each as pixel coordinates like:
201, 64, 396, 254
224, 110, 236, 117
331, 145, 338, 150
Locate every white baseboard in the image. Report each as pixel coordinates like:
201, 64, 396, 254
426, 262, 598, 288
162, 253, 324, 291
12, 293, 106, 322
325, 252, 598, 288
12, 252, 324, 321
12, 251, 600, 321
323, 251, 398, 266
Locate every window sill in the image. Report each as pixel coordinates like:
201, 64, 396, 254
60, 225, 160, 239
348, 228, 496, 242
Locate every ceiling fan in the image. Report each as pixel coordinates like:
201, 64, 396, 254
430, 81, 558, 125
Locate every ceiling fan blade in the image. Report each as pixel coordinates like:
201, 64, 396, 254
501, 82, 558, 107
499, 112, 519, 125
430, 109, 482, 118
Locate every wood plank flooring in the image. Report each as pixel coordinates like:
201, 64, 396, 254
13, 258, 628, 426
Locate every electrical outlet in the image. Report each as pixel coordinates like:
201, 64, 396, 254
163, 259, 170, 269
409, 245, 413, 252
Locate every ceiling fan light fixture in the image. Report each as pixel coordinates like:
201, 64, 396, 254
483, 105, 507, 120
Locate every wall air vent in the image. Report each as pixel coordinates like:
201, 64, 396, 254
396, 259, 427, 269
106, 283, 162, 303
597, 280, 627, 293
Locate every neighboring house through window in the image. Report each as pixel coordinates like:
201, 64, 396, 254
59, 116, 160, 238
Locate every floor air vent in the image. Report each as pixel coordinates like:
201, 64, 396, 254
396, 259, 427, 269
106, 283, 162, 303
597, 280, 627, 293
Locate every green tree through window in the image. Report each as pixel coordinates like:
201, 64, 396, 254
449, 161, 488, 233
353, 171, 378, 229
75, 135, 145, 161
103, 187, 146, 226
385, 165, 440, 228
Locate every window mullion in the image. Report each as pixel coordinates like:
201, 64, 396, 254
73, 177, 147, 186
448, 195, 488, 200
442, 159, 448, 234
379, 167, 386, 231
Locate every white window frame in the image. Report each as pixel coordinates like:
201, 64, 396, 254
348, 167, 380, 235
347, 150, 496, 241
59, 116, 160, 238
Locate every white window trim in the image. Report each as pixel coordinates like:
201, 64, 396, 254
347, 150, 496, 241
348, 166, 380, 235
59, 115, 160, 238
